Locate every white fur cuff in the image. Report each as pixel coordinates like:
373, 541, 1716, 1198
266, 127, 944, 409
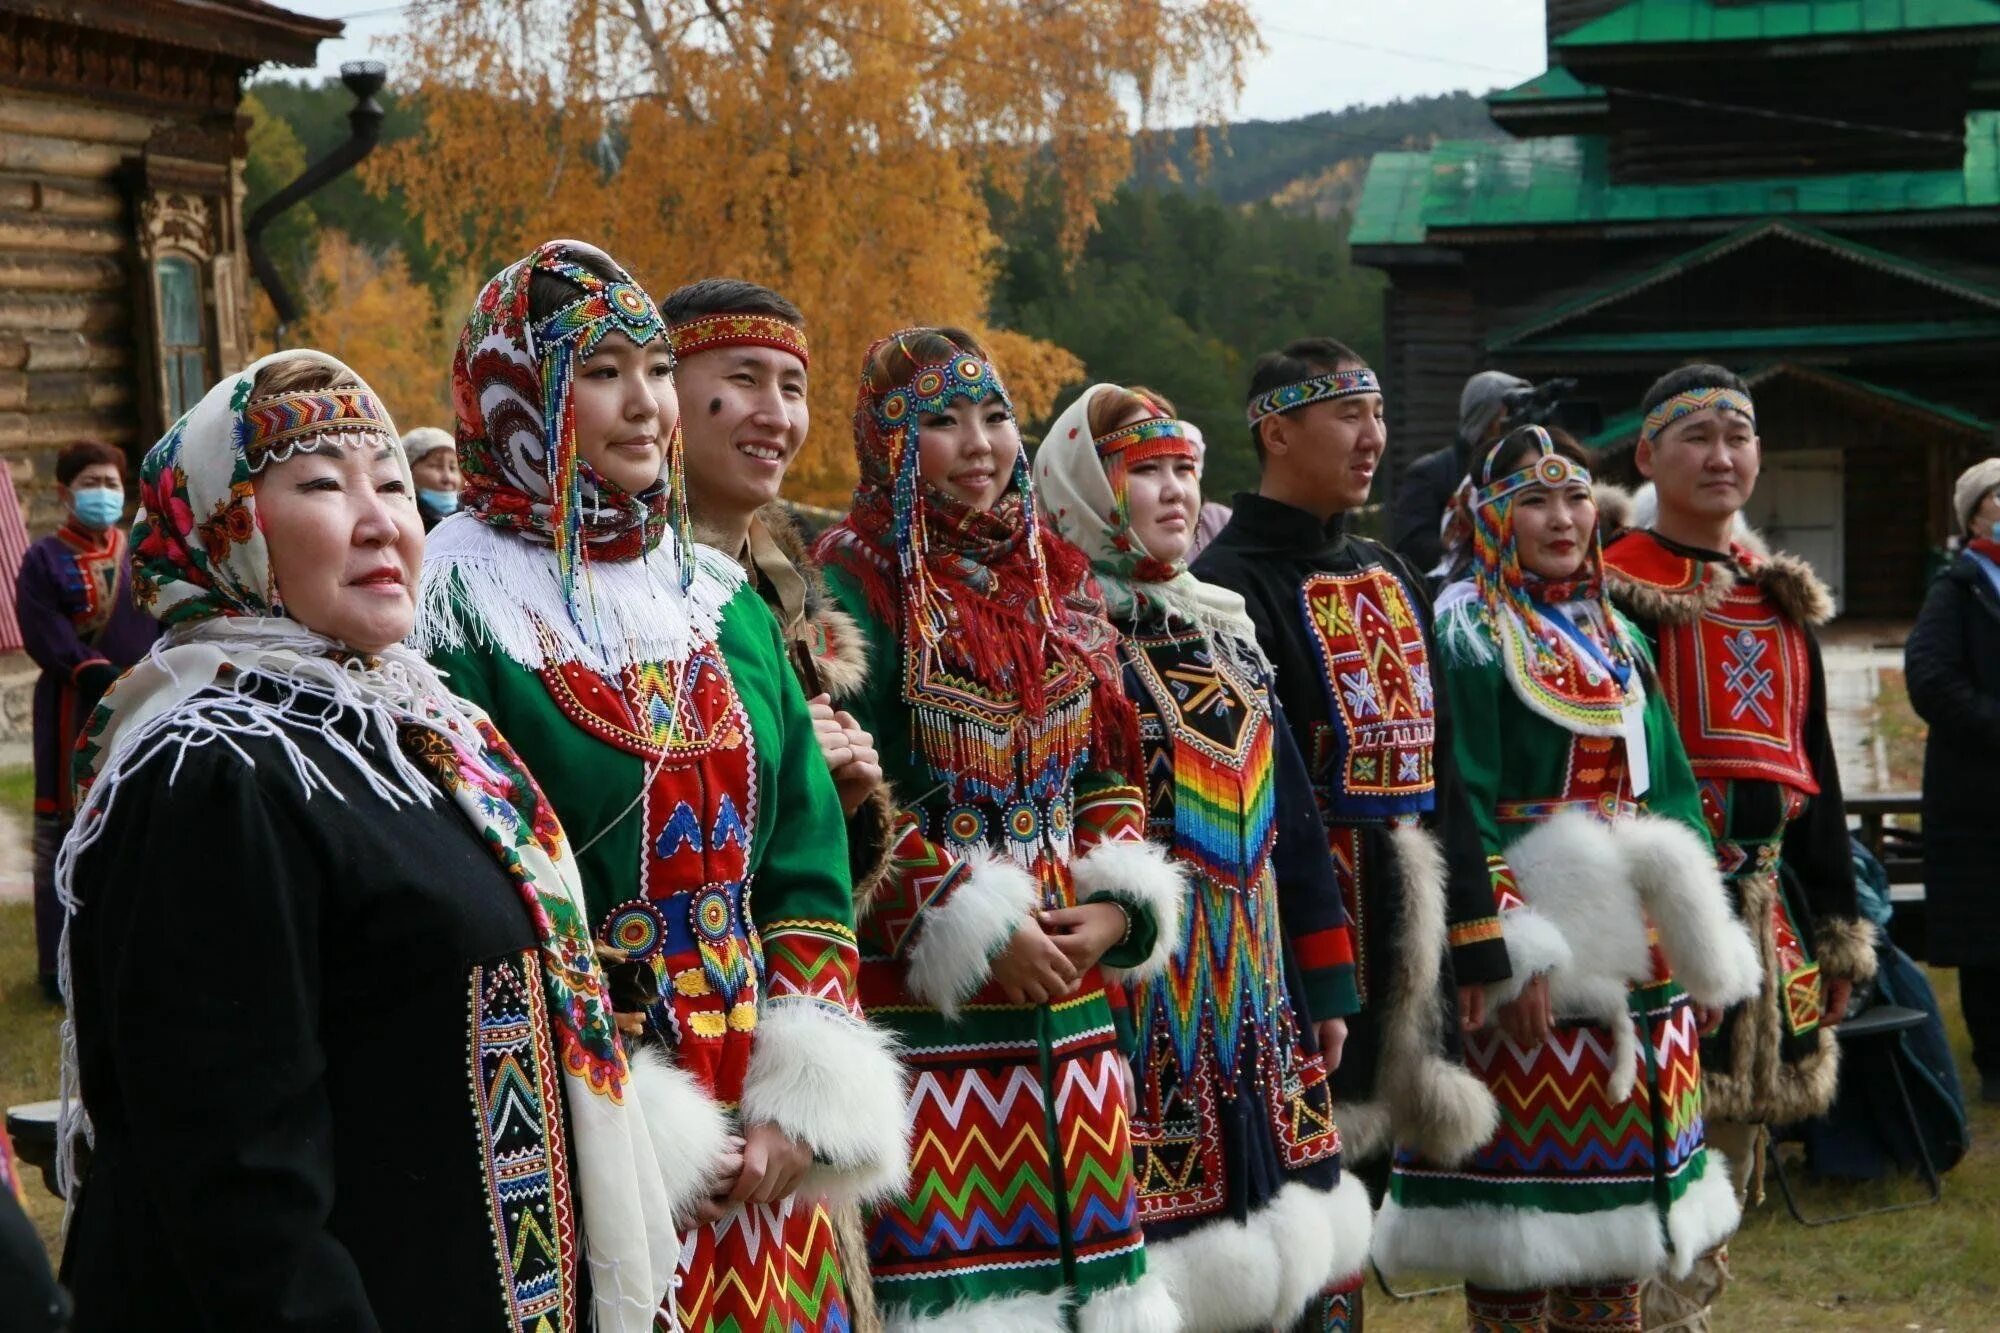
904, 848, 1039, 1019
1073, 838, 1187, 982
629, 1046, 732, 1226
739, 1001, 910, 1206
1617, 814, 1763, 1009
1485, 904, 1574, 1008
1076, 1271, 1183, 1333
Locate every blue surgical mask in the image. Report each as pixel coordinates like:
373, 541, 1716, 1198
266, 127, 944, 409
419, 488, 460, 515
72, 487, 124, 529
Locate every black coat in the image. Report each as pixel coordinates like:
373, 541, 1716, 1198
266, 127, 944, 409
61, 680, 572, 1331
1905, 552, 2000, 967
1388, 441, 1470, 575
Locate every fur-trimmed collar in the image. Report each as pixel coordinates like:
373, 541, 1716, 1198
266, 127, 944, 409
748, 502, 870, 699
1602, 527, 1833, 628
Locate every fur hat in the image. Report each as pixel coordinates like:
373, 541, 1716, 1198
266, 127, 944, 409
1952, 456, 2000, 534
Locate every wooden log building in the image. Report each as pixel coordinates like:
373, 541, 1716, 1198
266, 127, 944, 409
0, 0, 337, 534
1352, 0, 2000, 619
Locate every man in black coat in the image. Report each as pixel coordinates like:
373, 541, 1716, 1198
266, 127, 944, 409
1389, 370, 1527, 574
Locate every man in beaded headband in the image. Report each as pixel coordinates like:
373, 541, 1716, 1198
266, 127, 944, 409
1633, 363, 1760, 558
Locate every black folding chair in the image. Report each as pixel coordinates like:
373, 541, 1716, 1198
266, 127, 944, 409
1766, 1005, 1944, 1226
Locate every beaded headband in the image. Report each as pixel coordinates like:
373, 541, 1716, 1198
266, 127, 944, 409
243, 387, 396, 471
667, 312, 810, 370
1641, 387, 1755, 444
876, 354, 1010, 429
530, 260, 670, 361
1475, 430, 1593, 510
1094, 416, 1197, 466
1245, 367, 1380, 426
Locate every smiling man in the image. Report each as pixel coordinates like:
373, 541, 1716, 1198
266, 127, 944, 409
1601, 364, 1873, 1330
1191, 340, 1510, 1327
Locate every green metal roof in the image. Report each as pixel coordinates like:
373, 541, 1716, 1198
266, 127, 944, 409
1490, 67, 1604, 103
1585, 364, 1989, 448
1557, 0, 2000, 49
1349, 111, 2000, 244
1513, 318, 2000, 354
1489, 218, 2000, 347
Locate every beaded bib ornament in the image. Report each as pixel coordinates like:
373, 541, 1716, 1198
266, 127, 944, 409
1640, 387, 1755, 444
1245, 368, 1379, 426
242, 387, 396, 472
666, 312, 810, 369
1469, 425, 1643, 738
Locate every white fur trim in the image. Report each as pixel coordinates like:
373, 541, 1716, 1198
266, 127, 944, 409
904, 848, 1039, 1019
1143, 1175, 1372, 1332
413, 512, 745, 675
882, 1289, 1070, 1333
1074, 838, 1188, 982
1500, 811, 1652, 1102
1616, 815, 1763, 1010
629, 1047, 732, 1226
1373, 1150, 1741, 1288
1486, 904, 1574, 1007
737, 1001, 909, 1206
1077, 1271, 1183, 1333
1335, 825, 1500, 1166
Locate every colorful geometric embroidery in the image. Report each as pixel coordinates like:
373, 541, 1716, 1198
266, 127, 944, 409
1245, 368, 1380, 426
241, 386, 395, 468
1074, 784, 1148, 851
468, 953, 577, 1333
1325, 826, 1370, 1002
674, 1197, 850, 1333
764, 920, 862, 1017
1298, 570, 1436, 818
666, 312, 811, 369
1770, 882, 1824, 1039
1655, 584, 1817, 791
1130, 1036, 1228, 1220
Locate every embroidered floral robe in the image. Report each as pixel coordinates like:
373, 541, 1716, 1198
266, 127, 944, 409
430, 577, 874, 1333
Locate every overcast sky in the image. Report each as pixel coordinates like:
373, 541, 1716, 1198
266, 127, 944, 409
279, 0, 1550, 121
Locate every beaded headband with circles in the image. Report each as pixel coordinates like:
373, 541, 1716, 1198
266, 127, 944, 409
666, 312, 810, 370
1474, 432, 1593, 510
1245, 367, 1380, 426
1640, 387, 1755, 444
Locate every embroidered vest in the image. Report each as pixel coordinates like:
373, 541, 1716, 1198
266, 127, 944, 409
1297, 567, 1437, 820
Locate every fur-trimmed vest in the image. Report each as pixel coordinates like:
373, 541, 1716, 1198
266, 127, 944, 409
1603, 527, 1876, 1125
743, 503, 895, 907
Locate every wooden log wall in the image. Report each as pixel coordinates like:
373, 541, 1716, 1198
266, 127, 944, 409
0, 92, 159, 534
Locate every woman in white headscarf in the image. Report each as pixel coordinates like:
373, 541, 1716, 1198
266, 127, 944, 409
57, 350, 678, 1333
1037, 383, 1373, 1333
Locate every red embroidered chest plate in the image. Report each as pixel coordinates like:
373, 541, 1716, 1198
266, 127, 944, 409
1298, 568, 1436, 818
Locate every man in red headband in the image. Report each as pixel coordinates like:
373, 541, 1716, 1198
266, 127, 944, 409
1602, 364, 1873, 1330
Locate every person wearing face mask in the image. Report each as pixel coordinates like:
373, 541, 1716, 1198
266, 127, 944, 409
414, 242, 905, 1333
12, 440, 159, 1002
402, 426, 463, 529
1906, 456, 2000, 1107
1037, 384, 1371, 1333
813, 330, 1184, 1331
1598, 365, 1874, 1329
58, 351, 677, 1332
1191, 341, 1512, 1242
1372, 426, 1759, 1333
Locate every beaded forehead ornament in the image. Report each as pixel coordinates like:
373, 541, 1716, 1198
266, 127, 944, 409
1245, 367, 1380, 427
666, 312, 810, 369
1641, 387, 1755, 444
242, 387, 397, 472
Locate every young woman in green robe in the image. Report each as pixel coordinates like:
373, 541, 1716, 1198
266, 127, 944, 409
414, 240, 907, 1333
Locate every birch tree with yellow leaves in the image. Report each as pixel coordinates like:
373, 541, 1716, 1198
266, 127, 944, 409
372, 0, 1259, 502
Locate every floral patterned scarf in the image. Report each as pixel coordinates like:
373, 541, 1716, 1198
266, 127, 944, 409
63, 350, 680, 1333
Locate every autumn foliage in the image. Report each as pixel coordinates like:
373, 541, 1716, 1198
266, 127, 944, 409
372, 0, 1258, 504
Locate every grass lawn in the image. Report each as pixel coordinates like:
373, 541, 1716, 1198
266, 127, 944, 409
2, 745, 1994, 1323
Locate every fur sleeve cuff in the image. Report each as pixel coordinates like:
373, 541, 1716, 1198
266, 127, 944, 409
1618, 813, 1763, 1009
1074, 838, 1187, 982
630, 1047, 732, 1226
1484, 905, 1574, 1008
1815, 915, 1879, 984
904, 848, 1038, 1018
739, 1002, 910, 1206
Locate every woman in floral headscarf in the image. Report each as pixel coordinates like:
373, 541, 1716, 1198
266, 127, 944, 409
812, 330, 1185, 1331
414, 240, 906, 1333
1371, 426, 1759, 1333
58, 349, 678, 1332
1035, 383, 1372, 1333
